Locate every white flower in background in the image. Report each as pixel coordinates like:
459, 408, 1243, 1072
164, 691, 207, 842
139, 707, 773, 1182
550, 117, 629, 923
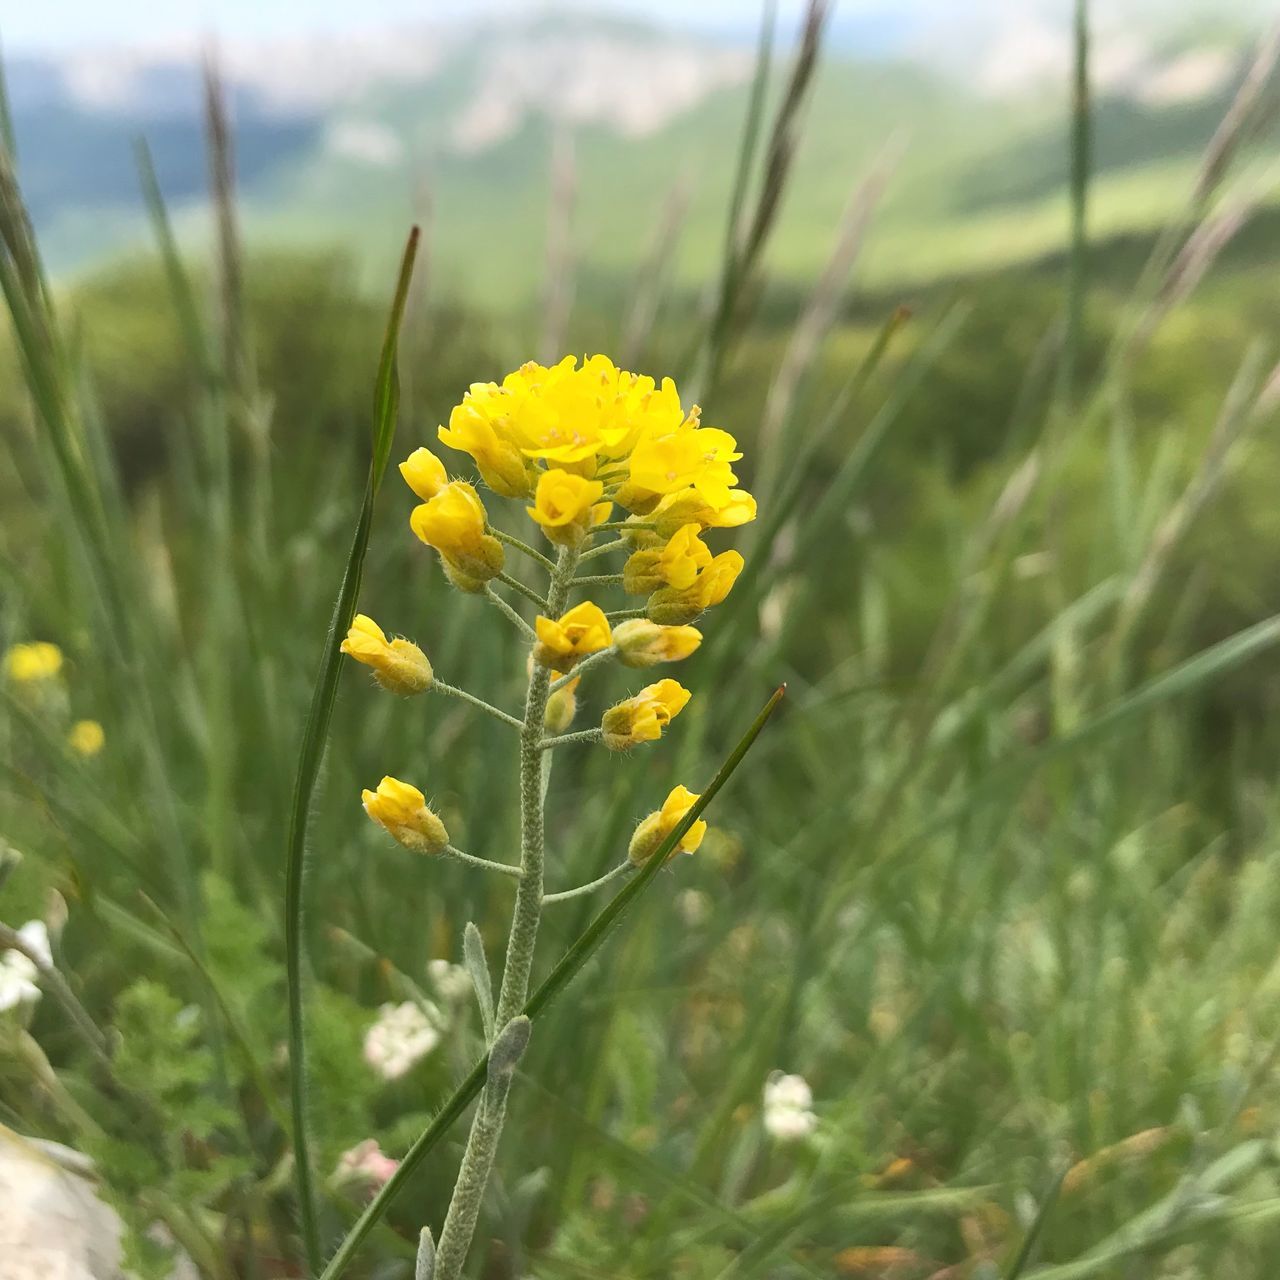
334, 1139, 399, 1188
763, 1071, 818, 1142
363, 1001, 441, 1080
675, 888, 709, 927
0, 921, 51, 1012
427, 959, 473, 1004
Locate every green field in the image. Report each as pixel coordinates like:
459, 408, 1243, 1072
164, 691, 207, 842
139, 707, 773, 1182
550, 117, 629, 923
4, 11, 1280, 1280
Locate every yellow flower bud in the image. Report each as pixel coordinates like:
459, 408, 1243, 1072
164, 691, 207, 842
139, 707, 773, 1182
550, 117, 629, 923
628, 784, 707, 864
624, 524, 711, 595
399, 447, 449, 501
649, 488, 756, 539
362, 776, 449, 855
68, 719, 104, 756
602, 679, 691, 751
612, 619, 702, 667
532, 602, 613, 672
544, 676, 580, 734
438, 402, 535, 498
527, 469, 606, 546
340, 615, 434, 695
647, 549, 744, 624
410, 481, 505, 587
5, 642, 63, 683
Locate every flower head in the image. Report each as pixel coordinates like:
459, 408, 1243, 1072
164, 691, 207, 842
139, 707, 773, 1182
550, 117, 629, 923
341, 615, 434, 695
68, 720, 104, 757
648, 550, 744, 625
627, 784, 707, 864
625, 425, 742, 511
439, 392, 536, 497
399, 447, 449, 501
5, 642, 63, 684
533, 602, 613, 672
763, 1072, 818, 1142
410, 481, 504, 589
602, 679, 691, 751
363, 1001, 441, 1079
649, 488, 757, 539
0, 921, 50, 1013
527, 469, 607, 546
362, 776, 450, 855
613, 619, 702, 668
335, 1139, 399, 1188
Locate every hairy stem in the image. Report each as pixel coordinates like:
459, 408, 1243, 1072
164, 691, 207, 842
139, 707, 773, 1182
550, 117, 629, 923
434, 542, 579, 1278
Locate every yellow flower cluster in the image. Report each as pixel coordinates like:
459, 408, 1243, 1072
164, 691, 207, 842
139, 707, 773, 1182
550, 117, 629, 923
349, 354, 750, 866
5, 641, 105, 757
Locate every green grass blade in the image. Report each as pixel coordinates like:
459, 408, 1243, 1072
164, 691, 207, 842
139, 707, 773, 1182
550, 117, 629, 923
1005, 1164, 1069, 1280
318, 686, 785, 1280
284, 226, 419, 1272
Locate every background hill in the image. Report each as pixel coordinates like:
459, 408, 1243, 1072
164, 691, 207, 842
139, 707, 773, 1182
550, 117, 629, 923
8, 6, 1276, 304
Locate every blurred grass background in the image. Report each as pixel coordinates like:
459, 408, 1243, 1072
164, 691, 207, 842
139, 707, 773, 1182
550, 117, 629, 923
5, 2, 1280, 1276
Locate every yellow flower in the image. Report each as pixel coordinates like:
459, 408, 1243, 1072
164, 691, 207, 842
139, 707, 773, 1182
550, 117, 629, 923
5, 642, 63, 684
438, 392, 536, 497
628, 784, 707, 864
340, 615, 434, 695
410, 481, 504, 590
602, 679, 691, 751
527, 469, 606, 545
648, 550, 744, 625
399, 447, 449, 501
649, 488, 757, 539
623, 524, 711, 595
544, 675, 580, 734
532, 602, 613, 672
625, 425, 742, 511
613, 619, 702, 668
362, 776, 449, 855
68, 720, 104, 757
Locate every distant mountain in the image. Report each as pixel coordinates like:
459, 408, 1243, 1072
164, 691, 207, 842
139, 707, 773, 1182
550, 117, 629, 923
5, 9, 1269, 303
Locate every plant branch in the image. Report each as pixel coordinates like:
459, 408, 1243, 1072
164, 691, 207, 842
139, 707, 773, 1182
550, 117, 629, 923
542, 862, 631, 903
491, 528, 556, 573
483, 587, 538, 641
434, 681, 524, 730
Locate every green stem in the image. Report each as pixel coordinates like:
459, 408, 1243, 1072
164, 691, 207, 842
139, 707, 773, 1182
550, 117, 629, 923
483, 587, 538, 640
579, 536, 631, 563
606, 608, 648, 621
573, 573, 625, 586
541, 727, 604, 751
491, 528, 556, 573
444, 845, 524, 879
434, 681, 523, 729
315, 687, 784, 1280
594, 520, 652, 533
433, 541, 580, 1278
543, 862, 632, 903
496, 571, 549, 610
551, 646, 616, 692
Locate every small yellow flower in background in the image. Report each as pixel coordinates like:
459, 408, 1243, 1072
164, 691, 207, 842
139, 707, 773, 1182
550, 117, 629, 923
544, 675, 580, 734
533, 602, 613, 671
613, 619, 702, 667
68, 720, 104, 757
439, 395, 536, 497
340, 615, 434, 695
410, 481, 505, 590
362, 776, 450, 855
602, 679, 691, 750
628, 784, 707, 864
399, 447, 449, 501
5, 642, 63, 684
648, 550, 744, 625
527, 469, 606, 545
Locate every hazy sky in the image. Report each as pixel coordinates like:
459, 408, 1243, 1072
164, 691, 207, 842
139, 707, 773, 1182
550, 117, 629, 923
5, 0, 1262, 53
6, 0, 820, 50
